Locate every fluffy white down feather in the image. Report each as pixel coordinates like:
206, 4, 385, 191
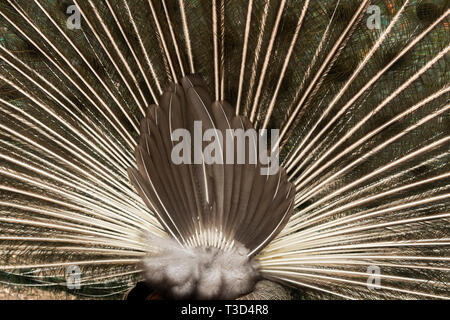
143, 236, 259, 299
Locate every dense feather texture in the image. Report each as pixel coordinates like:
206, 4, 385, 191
141, 235, 259, 299
0, 0, 448, 299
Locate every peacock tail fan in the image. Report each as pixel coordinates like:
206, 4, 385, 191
0, 0, 448, 299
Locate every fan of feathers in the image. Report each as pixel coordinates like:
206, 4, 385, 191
0, 0, 449, 300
